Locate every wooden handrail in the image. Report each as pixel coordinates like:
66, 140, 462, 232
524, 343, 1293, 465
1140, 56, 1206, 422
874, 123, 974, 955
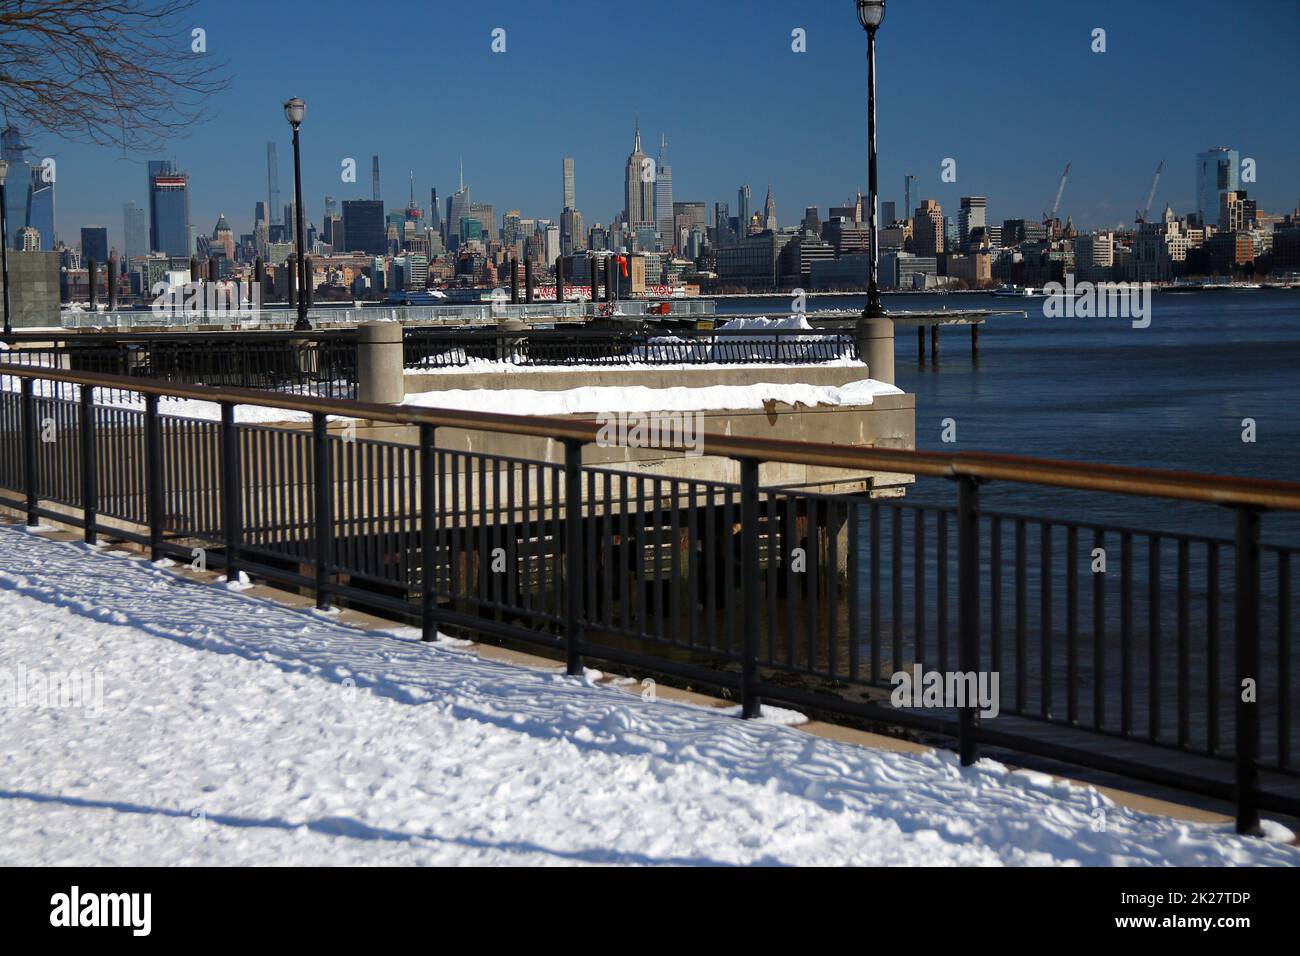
4, 361, 1299, 511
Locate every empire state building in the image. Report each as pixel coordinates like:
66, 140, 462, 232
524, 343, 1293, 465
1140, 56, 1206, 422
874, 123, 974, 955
623, 124, 654, 227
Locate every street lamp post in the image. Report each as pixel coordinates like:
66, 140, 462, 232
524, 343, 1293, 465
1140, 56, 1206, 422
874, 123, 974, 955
857, 0, 886, 321
0, 158, 12, 337
284, 97, 310, 331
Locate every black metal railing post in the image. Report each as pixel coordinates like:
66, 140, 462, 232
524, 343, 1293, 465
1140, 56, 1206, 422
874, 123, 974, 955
563, 439, 585, 676
80, 384, 97, 544
145, 393, 163, 560
20, 378, 37, 526
419, 422, 439, 643
739, 457, 761, 719
956, 475, 982, 764
312, 412, 332, 610
1234, 505, 1262, 835
220, 401, 241, 582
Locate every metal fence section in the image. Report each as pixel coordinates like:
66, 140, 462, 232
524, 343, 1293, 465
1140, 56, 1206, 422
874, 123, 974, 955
56, 298, 715, 331
403, 327, 857, 369
0, 362, 1296, 833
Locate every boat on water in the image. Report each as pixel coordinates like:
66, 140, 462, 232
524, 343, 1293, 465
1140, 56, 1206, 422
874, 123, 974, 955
990, 285, 1040, 297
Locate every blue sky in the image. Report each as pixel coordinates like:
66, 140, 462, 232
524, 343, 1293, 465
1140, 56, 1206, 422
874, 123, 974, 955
29, 0, 1300, 251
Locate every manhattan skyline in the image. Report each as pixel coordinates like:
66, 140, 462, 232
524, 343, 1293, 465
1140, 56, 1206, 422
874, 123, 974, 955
23, 0, 1300, 252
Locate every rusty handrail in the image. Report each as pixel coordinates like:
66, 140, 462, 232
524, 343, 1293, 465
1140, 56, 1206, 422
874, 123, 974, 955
3, 361, 1299, 511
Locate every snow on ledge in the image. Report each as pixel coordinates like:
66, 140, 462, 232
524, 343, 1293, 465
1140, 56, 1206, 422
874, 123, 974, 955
400, 379, 904, 417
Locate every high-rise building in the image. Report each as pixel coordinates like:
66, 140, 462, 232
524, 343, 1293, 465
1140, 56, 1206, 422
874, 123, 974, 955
266, 142, 281, 226
957, 197, 987, 251
371, 155, 381, 202
123, 201, 147, 262
904, 175, 918, 220
560, 207, 585, 256
737, 184, 752, 238
447, 158, 471, 244
762, 185, 777, 232
1219, 190, 1257, 233
913, 199, 944, 257
341, 199, 385, 254
623, 125, 654, 226
80, 226, 109, 265
562, 157, 576, 212
147, 160, 191, 257
428, 188, 442, 242
1075, 232, 1114, 282
1196, 147, 1239, 228
801, 206, 821, 233
714, 202, 732, 245
654, 136, 673, 249
881, 201, 897, 225
2, 126, 55, 251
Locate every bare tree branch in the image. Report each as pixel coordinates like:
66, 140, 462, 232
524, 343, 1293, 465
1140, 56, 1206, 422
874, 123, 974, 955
0, 0, 229, 151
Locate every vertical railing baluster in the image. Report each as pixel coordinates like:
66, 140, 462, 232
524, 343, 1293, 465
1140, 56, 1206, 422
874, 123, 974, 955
563, 439, 585, 676
956, 476, 980, 766
1233, 507, 1261, 835
1093, 529, 1106, 730
1148, 534, 1161, 742
145, 393, 163, 560
739, 457, 761, 719
1066, 524, 1078, 724
420, 423, 439, 642
312, 412, 332, 609
220, 402, 241, 584
80, 384, 97, 544
21, 378, 37, 526
1279, 552, 1291, 771
1177, 538, 1190, 749
1121, 530, 1133, 735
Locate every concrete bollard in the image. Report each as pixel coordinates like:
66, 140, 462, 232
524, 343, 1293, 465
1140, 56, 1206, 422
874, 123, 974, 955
357, 321, 405, 405
858, 317, 895, 385
496, 317, 527, 363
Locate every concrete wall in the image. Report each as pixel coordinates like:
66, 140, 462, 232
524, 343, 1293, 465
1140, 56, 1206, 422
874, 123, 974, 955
404, 364, 874, 394
0, 251, 60, 328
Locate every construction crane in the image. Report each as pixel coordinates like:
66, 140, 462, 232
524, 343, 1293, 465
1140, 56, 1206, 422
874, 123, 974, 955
1044, 162, 1071, 224
1137, 160, 1164, 223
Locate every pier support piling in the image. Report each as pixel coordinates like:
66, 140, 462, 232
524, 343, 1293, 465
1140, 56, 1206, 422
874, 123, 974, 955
930, 323, 940, 362
357, 320, 405, 405
918, 325, 926, 364
971, 322, 979, 357
859, 317, 895, 385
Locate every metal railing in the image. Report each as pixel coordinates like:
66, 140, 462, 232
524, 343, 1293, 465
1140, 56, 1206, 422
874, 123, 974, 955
403, 327, 857, 369
56, 298, 715, 330
0, 361, 1296, 833
1, 326, 858, 402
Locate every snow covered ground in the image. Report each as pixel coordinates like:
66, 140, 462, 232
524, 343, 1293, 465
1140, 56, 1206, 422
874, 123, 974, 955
0, 523, 1295, 867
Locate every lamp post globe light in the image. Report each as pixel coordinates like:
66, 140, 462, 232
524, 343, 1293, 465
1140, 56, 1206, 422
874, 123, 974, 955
284, 96, 311, 331
0, 157, 12, 337
857, 0, 885, 322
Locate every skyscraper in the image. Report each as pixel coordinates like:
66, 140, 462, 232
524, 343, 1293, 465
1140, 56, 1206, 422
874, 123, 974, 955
123, 201, 147, 262
147, 160, 191, 257
1196, 147, 1239, 228
714, 202, 732, 245
958, 197, 987, 250
562, 157, 576, 212
763, 185, 777, 232
623, 125, 653, 226
2, 126, 55, 251
447, 158, 471, 244
429, 188, 442, 241
904, 174, 918, 220
881, 200, 897, 225
80, 226, 109, 265
654, 136, 673, 249
267, 142, 280, 227
914, 199, 944, 257
341, 200, 385, 255
372, 155, 381, 202
737, 184, 751, 238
